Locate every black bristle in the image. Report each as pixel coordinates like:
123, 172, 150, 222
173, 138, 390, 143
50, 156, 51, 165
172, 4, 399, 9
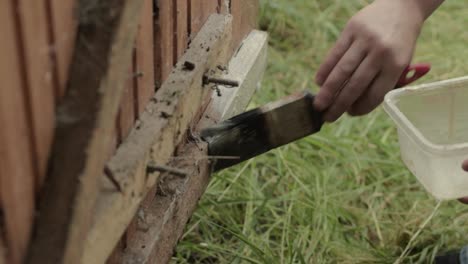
201, 91, 324, 171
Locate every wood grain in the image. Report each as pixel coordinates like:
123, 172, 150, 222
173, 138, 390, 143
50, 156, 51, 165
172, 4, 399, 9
189, 0, 203, 35
175, 0, 188, 61
49, 0, 78, 98
0, 1, 36, 263
155, 0, 174, 82
26, 1, 145, 263
17, 0, 56, 193
135, 0, 155, 115
202, 0, 219, 22
230, 0, 259, 52
118, 30, 268, 264
82, 14, 233, 264
118, 52, 137, 142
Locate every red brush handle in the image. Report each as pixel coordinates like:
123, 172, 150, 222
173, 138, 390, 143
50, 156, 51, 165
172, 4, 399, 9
396, 63, 431, 88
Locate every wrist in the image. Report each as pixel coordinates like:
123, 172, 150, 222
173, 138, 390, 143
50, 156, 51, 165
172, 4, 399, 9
395, 0, 444, 20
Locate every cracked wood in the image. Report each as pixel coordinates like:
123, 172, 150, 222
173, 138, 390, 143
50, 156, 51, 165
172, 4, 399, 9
26, 1, 145, 263
81, 14, 233, 264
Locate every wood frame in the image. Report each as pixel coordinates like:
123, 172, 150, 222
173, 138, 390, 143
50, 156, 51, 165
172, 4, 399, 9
117, 30, 268, 264
0, 1, 262, 263
82, 14, 234, 264
27, 1, 145, 263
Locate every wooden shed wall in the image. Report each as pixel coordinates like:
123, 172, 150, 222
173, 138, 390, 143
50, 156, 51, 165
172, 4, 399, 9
0, 0, 258, 263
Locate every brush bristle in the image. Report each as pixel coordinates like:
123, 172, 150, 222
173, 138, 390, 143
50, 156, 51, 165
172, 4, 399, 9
201, 91, 323, 171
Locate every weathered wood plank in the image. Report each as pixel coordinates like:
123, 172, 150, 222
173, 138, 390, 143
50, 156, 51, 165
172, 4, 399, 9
155, 0, 174, 82
202, 0, 219, 22
118, 53, 137, 142
230, 0, 259, 51
26, 1, 145, 263
189, 0, 203, 35
120, 30, 268, 264
49, 0, 78, 98
209, 30, 267, 119
82, 14, 233, 264
135, 0, 155, 115
0, 2, 36, 263
175, 0, 188, 60
219, 0, 229, 14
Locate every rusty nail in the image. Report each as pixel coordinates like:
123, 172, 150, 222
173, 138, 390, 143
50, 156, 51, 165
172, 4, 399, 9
203, 76, 239, 87
146, 163, 188, 177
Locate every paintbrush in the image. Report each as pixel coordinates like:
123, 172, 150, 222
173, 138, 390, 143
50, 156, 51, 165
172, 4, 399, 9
201, 63, 431, 171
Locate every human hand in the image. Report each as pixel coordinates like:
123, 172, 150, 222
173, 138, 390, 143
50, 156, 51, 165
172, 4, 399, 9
458, 160, 468, 204
314, 0, 426, 122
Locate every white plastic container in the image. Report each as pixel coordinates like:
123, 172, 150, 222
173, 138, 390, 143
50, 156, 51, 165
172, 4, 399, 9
383, 76, 468, 200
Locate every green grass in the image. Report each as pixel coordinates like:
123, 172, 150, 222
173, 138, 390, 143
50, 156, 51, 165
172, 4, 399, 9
172, 1, 468, 263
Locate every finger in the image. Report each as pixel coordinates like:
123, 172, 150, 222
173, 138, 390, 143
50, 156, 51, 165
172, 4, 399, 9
323, 56, 380, 122
315, 32, 353, 86
348, 67, 400, 116
463, 160, 468, 172
314, 42, 367, 111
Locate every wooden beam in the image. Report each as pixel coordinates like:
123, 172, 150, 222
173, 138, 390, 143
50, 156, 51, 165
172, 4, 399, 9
26, 1, 145, 263
119, 30, 268, 264
81, 14, 233, 264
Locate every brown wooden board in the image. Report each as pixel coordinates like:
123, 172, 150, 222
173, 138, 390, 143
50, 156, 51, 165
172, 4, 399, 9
82, 14, 233, 264
189, 0, 203, 35
175, 0, 188, 61
135, 0, 155, 115
230, 0, 259, 51
115, 29, 268, 264
49, 0, 78, 98
17, 0, 56, 193
26, 1, 145, 263
0, 1, 36, 263
155, 0, 174, 83
118, 51, 137, 142
202, 0, 219, 23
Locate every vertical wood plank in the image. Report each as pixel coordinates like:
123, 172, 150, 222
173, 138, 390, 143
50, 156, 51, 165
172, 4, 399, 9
49, 0, 77, 98
202, 0, 218, 23
175, 0, 188, 61
136, 0, 155, 115
190, 0, 218, 39
189, 0, 203, 36
18, 0, 56, 193
230, 0, 259, 52
118, 51, 137, 142
155, 0, 174, 82
0, 1, 36, 263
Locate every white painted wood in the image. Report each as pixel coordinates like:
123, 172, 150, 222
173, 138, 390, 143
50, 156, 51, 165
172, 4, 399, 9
212, 30, 268, 120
